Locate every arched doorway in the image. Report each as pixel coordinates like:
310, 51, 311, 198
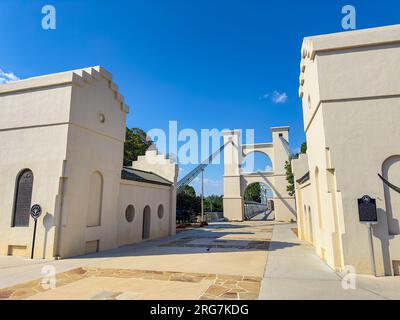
243, 182, 273, 220
142, 205, 151, 240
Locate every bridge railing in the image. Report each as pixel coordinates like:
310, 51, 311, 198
244, 201, 269, 220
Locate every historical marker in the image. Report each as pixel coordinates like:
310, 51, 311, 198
357, 195, 378, 276
357, 195, 377, 223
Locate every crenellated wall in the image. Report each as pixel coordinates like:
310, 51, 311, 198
0, 66, 177, 260
130, 149, 179, 236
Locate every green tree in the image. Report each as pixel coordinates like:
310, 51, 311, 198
177, 185, 200, 214
123, 127, 154, 166
204, 195, 223, 212
301, 142, 307, 154
285, 161, 295, 197
244, 183, 262, 203
180, 185, 196, 197
285, 141, 307, 197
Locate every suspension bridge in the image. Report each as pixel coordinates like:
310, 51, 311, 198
176, 133, 295, 221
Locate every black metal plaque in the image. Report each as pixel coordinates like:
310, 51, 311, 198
358, 195, 377, 222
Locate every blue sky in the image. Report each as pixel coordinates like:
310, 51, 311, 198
1, 0, 399, 195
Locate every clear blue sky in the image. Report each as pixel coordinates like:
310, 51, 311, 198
1, 0, 399, 195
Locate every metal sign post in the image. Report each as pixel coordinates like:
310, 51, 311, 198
357, 195, 378, 277
366, 222, 377, 276
201, 169, 204, 225
30, 204, 42, 259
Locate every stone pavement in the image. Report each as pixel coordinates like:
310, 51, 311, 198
1, 221, 399, 300
0, 221, 273, 300
259, 223, 400, 300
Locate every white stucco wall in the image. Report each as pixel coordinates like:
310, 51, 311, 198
117, 181, 171, 247
0, 84, 71, 258
297, 25, 400, 276
0, 66, 178, 260
57, 69, 126, 258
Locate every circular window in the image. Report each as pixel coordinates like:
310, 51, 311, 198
98, 112, 106, 123
157, 204, 164, 219
125, 205, 135, 222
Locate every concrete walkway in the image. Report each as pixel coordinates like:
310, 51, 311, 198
0, 221, 272, 300
259, 223, 400, 300
1, 221, 399, 300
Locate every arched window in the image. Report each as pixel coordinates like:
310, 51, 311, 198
142, 206, 151, 240
87, 171, 103, 227
157, 204, 164, 219
13, 169, 34, 227
125, 205, 135, 223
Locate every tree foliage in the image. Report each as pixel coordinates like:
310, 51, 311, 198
123, 127, 154, 166
177, 185, 201, 214
180, 185, 196, 197
244, 183, 262, 203
204, 195, 223, 212
285, 141, 307, 197
177, 186, 223, 214
285, 161, 295, 197
300, 142, 307, 154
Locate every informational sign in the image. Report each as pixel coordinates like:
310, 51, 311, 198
30, 204, 42, 220
358, 195, 377, 222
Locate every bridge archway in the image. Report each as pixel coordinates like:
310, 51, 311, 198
222, 127, 296, 222
241, 151, 273, 173
243, 182, 274, 220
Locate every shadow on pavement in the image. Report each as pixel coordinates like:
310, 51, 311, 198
67, 224, 299, 260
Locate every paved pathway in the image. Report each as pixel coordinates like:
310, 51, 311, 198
260, 223, 400, 300
0, 221, 273, 300
1, 221, 399, 300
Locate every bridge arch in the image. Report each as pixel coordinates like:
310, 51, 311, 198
241, 150, 273, 173
242, 144, 274, 169
241, 173, 276, 198
222, 127, 296, 222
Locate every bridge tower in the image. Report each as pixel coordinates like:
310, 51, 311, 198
223, 130, 244, 221
270, 127, 296, 222
222, 127, 296, 222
